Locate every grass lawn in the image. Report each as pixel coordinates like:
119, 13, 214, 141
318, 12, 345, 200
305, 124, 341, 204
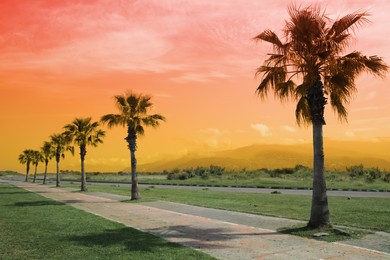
0, 183, 214, 260
68, 183, 390, 232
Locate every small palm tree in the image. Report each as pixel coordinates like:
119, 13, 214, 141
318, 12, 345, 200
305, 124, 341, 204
31, 150, 44, 183
18, 149, 34, 182
101, 91, 165, 200
64, 117, 105, 191
41, 141, 55, 184
254, 5, 388, 228
50, 133, 74, 187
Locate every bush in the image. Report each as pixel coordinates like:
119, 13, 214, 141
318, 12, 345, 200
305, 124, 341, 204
347, 164, 365, 178
209, 165, 224, 176
268, 168, 294, 178
382, 173, 390, 183
294, 165, 312, 178
364, 168, 382, 183
165, 165, 224, 180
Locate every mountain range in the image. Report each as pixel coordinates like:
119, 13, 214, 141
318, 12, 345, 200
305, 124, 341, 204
137, 139, 390, 172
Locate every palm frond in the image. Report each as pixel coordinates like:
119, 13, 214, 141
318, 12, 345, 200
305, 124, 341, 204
142, 114, 166, 128
329, 11, 369, 37
295, 96, 311, 126
254, 29, 286, 53
101, 114, 126, 128
135, 125, 145, 136
329, 91, 348, 122
274, 80, 296, 102
256, 66, 287, 99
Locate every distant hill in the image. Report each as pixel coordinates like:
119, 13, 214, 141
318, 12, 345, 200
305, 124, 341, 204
136, 140, 390, 172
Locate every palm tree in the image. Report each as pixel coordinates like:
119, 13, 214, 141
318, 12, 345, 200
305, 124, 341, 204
18, 149, 34, 182
64, 117, 105, 192
101, 91, 165, 200
50, 133, 74, 187
31, 150, 44, 183
254, 5, 387, 228
41, 141, 55, 184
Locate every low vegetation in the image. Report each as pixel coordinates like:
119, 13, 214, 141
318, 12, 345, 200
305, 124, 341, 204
3, 164, 389, 191
0, 183, 213, 259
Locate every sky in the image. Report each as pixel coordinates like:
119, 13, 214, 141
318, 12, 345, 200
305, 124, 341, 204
1, 0, 389, 173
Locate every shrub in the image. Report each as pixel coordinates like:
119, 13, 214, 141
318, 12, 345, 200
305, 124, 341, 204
268, 168, 294, 177
347, 164, 365, 178
209, 165, 224, 176
294, 165, 312, 178
364, 168, 382, 183
382, 173, 390, 183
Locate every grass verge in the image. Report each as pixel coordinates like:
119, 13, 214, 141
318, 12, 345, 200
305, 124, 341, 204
0, 183, 214, 260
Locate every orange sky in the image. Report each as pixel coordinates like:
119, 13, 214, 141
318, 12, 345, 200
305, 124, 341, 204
1, 0, 389, 173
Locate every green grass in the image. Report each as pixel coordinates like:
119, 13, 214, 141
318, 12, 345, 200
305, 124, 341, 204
278, 224, 368, 242
0, 183, 214, 260
65, 183, 390, 232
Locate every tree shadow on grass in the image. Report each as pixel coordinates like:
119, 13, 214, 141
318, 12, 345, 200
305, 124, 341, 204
0, 191, 31, 195
10, 200, 65, 207
65, 227, 185, 252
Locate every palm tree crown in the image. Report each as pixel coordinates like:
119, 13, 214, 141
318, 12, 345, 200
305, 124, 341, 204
19, 149, 35, 182
31, 150, 44, 166
254, 5, 388, 125
41, 141, 55, 164
64, 117, 105, 149
18, 149, 34, 166
50, 133, 74, 159
101, 92, 165, 140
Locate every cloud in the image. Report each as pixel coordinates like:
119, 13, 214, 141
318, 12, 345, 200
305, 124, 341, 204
281, 125, 297, 133
251, 123, 271, 136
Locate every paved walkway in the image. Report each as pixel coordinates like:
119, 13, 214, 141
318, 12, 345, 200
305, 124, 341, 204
3, 180, 390, 260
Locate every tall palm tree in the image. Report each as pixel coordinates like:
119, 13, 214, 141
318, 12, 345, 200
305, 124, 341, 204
31, 150, 44, 183
50, 133, 74, 187
64, 117, 105, 192
18, 149, 34, 182
41, 141, 55, 184
254, 5, 387, 228
101, 91, 165, 200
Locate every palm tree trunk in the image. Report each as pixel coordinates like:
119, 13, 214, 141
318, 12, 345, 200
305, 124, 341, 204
80, 146, 87, 192
33, 164, 38, 183
307, 78, 330, 228
56, 156, 61, 187
24, 163, 30, 182
127, 128, 139, 200
43, 160, 48, 184
130, 148, 138, 200
308, 122, 330, 228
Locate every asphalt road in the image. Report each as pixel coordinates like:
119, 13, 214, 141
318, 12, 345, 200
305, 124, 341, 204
56, 179, 390, 198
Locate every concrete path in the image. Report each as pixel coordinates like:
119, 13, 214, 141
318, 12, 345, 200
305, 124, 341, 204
3, 180, 390, 260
